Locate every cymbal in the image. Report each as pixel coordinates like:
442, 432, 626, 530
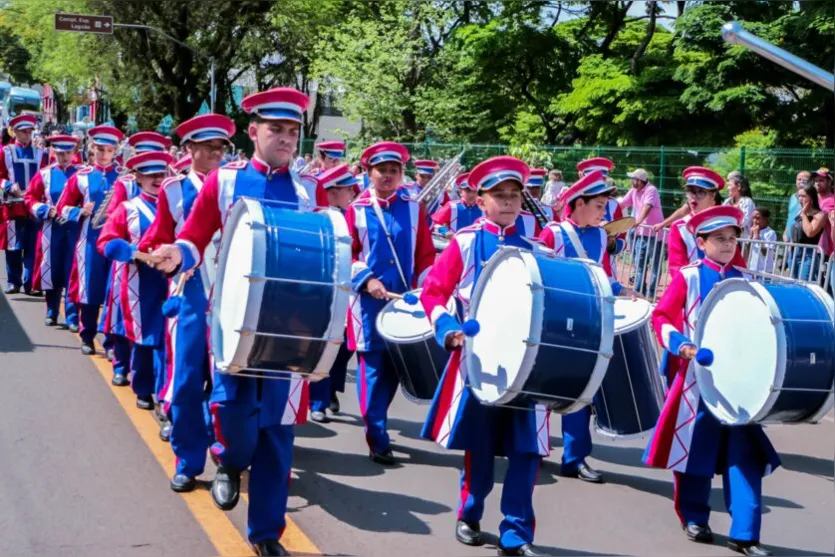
603, 217, 636, 237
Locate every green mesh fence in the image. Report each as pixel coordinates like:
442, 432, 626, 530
299, 140, 834, 233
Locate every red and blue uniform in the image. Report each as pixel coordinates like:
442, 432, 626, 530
98, 192, 168, 396
431, 200, 483, 234
1, 131, 48, 291
24, 161, 80, 324
420, 156, 549, 552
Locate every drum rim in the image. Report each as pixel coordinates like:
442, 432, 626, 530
612, 296, 653, 335
210, 197, 266, 372
465, 246, 543, 406
802, 281, 835, 423
375, 288, 457, 344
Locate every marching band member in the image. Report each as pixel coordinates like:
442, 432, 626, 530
307, 140, 346, 177
668, 167, 745, 279
1, 114, 48, 294
170, 154, 192, 176
538, 169, 626, 484
645, 205, 779, 556
576, 157, 625, 254
346, 141, 435, 465
410, 159, 450, 220
23, 134, 81, 328
149, 87, 325, 557
105, 131, 173, 217
56, 125, 125, 356
308, 163, 358, 422
138, 113, 236, 491
431, 173, 482, 238
97, 151, 172, 408
420, 156, 548, 557
526, 168, 556, 222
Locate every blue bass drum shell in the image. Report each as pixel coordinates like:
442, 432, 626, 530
465, 246, 614, 413
695, 278, 835, 425
210, 198, 352, 378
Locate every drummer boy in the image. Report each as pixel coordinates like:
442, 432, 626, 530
645, 205, 780, 556
538, 169, 627, 484
420, 156, 550, 557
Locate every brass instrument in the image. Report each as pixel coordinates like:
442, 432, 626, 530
521, 189, 550, 230
416, 149, 466, 209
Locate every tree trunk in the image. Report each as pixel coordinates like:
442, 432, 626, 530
631, 1, 657, 75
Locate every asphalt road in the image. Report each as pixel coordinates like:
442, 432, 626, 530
1, 258, 833, 557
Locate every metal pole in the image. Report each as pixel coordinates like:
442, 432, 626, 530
722, 22, 834, 92
210, 58, 216, 113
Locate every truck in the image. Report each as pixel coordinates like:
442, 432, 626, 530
2, 86, 42, 125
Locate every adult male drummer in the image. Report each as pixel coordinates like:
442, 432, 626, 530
150, 87, 326, 557
345, 141, 435, 464
139, 113, 236, 491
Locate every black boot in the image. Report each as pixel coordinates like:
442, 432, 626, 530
251, 540, 288, 556
498, 544, 543, 556
170, 473, 197, 493
369, 448, 396, 465
211, 465, 241, 511
683, 523, 714, 543
329, 391, 340, 414
562, 461, 603, 483
728, 540, 772, 556
455, 520, 483, 546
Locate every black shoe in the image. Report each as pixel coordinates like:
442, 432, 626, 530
4, 284, 20, 294
455, 520, 483, 546
159, 420, 172, 442
369, 448, 396, 465
170, 473, 197, 493
728, 540, 772, 556
26, 289, 43, 297
68, 324, 79, 333
111, 374, 129, 387
563, 462, 603, 483
498, 543, 542, 556
329, 392, 340, 414
251, 540, 289, 556
136, 396, 155, 410
211, 465, 241, 511
683, 523, 714, 543
45, 317, 57, 326
310, 410, 328, 423
81, 343, 95, 355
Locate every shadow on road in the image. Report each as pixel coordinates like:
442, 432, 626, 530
779, 452, 834, 479
0, 292, 34, 353
710, 532, 832, 556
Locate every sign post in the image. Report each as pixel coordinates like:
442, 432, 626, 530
54, 13, 114, 34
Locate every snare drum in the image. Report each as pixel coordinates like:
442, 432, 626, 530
210, 198, 352, 379
376, 289, 457, 403
593, 297, 664, 438
695, 278, 835, 425
465, 247, 615, 413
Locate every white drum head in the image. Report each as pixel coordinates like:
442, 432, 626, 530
613, 297, 652, 335
376, 289, 456, 344
211, 199, 266, 372
466, 248, 542, 405
695, 279, 782, 425
201, 231, 220, 295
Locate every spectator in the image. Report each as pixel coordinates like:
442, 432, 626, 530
749, 206, 778, 273
541, 169, 565, 205
723, 171, 755, 237
783, 171, 811, 241
789, 183, 826, 281
620, 168, 665, 297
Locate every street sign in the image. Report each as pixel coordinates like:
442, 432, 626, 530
54, 13, 114, 34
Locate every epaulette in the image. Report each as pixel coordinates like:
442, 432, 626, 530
120, 173, 136, 182
221, 160, 247, 170
77, 165, 95, 175
161, 174, 185, 189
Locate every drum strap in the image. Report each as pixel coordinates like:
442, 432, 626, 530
560, 222, 589, 259
369, 196, 410, 291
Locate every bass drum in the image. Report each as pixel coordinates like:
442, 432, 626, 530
200, 230, 221, 297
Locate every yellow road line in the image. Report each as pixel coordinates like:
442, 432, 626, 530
80, 336, 321, 555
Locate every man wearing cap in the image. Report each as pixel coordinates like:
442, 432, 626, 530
346, 141, 435, 465
148, 88, 326, 557
539, 169, 627, 484
98, 151, 172, 411
421, 156, 549, 556
23, 135, 82, 328
646, 205, 779, 556
139, 113, 237, 491
308, 163, 359, 422
1, 114, 48, 294
56, 125, 125, 356
620, 168, 664, 298
431, 172, 482, 238
306, 140, 346, 177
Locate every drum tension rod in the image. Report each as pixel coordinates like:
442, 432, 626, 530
769, 386, 832, 393
244, 274, 352, 291
235, 328, 344, 343
522, 337, 614, 359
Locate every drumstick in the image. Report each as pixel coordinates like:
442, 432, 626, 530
386, 291, 419, 305
162, 272, 190, 318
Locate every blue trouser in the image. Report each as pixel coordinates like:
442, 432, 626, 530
211, 402, 294, 543
309, 341, 351, 413
168, 278, 213, 478
130, 342, 165, 399
45, 288, 78, 325
458, 439, 541, 549
112, 334, 132, 379
356, 350, 399, 452
561, 406, 592, 472
5, 218, 39, 290
633, 235, 662, 297
79, 303, 101, 345
674, 433, 764, 542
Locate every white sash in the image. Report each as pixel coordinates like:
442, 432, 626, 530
560, 221, 588, 259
